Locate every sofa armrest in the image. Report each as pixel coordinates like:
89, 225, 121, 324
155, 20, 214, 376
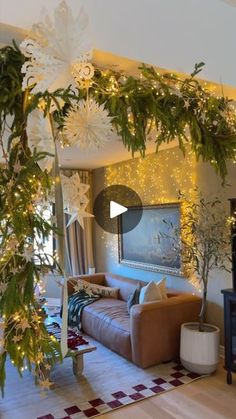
67, 273, 105, 296
130, 294, 201, 368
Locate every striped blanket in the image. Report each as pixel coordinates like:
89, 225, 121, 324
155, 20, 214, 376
68, 290, 100, 330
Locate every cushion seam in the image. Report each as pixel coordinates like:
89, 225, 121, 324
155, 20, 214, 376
83, 310, 130, 333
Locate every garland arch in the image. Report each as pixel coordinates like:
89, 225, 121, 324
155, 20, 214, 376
0, 0, 236, 392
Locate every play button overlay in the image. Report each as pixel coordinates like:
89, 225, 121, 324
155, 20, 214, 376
93, 185, 143, 234
110, 201, 127, 219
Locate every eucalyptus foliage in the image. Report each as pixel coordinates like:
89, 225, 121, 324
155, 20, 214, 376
159, 190, 232, 332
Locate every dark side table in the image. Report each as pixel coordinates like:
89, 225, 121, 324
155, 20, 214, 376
221, 289, 236, 384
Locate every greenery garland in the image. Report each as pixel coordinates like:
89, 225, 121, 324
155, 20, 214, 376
0, 44, 60, 394
59, 62, 236, 179
0, 41, 236, 392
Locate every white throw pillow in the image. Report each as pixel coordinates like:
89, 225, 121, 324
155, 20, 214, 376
139, 281, 162, 303
156, 278, 167, 299
139, 278, 167, 304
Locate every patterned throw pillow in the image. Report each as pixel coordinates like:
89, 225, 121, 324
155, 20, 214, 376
74, 278, 119, 299
127, 283, 142, 314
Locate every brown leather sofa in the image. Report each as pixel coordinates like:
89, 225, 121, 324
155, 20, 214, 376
67, 272, 201, 368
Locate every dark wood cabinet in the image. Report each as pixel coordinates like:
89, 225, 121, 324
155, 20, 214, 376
221, 289, 236, 384
230, 199, 236, 289
222, 199, 236, 384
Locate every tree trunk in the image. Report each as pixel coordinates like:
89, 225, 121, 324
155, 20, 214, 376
199, 286, 207, 332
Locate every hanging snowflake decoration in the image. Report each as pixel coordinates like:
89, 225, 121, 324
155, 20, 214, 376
63, 99, 113, 149
0, 282, 7, 295
61, 173, 93, 229
26, 109, 55, 172
20, 1, 93, 93
72, 62, 95, 89
146, 119, 159, 143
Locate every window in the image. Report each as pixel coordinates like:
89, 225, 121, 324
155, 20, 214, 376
34, 203, 55, 267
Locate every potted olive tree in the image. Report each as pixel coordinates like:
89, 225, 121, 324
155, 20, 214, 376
160, 190, 232, 374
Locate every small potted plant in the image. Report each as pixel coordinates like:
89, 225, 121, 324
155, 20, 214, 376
160, 189, 232, 374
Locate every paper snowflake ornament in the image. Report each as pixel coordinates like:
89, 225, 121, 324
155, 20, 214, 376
146, 120, 159, 143
26, 109, 55, 172
61, 173, 93, 229
0, 282, 7, 295
20, 1, 93, 93
65, 204, 94, 230
39, 378, 52, 390
7, 238, 19, 252
21, 248, 34, 262
72, 62, 95, 88
13, 162, 23, 173
12, 335, 23, 344
16, 318, 31, 332
63, 99, 113, 149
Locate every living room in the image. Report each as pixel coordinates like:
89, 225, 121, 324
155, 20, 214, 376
1, 1, 236, 418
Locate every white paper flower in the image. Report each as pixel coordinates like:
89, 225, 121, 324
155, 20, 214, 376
26, 109, 54, 171
20, 1, 93, 93
63, 99, 113, 149
61, 173, 93, 229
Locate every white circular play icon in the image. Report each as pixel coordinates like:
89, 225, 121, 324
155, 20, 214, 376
110, 201, 128, 219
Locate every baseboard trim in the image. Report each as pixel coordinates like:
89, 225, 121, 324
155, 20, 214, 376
219, 345, 225, 359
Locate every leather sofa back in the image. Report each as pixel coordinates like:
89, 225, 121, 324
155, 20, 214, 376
104, 273, 146, 302
68, 272, 185, 301
103, 273, 181, 301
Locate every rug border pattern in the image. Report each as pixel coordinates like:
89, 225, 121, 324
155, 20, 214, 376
37, 363, 205, 419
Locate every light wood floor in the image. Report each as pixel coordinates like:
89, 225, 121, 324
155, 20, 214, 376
100, 362, 236, 419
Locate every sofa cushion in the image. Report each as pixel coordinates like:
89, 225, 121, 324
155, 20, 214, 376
82, 298, 132, 360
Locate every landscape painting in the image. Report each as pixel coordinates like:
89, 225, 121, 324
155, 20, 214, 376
119, 203, 182, 276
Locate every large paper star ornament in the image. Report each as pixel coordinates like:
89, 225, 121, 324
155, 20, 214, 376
61, 173, 93, 229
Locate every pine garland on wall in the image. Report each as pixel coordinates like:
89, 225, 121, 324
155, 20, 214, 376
0, 0, 236, 392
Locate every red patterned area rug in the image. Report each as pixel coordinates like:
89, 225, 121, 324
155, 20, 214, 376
1, 344, 205, 419
37, 363, 202, 419
0, 303, 206, 419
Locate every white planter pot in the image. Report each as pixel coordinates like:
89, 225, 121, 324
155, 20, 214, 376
180, 322, 220, 374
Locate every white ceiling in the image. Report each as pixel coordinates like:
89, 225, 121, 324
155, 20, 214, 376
1, 0, 236, 169
1, 0, 236, 86
58, 138, 178, 170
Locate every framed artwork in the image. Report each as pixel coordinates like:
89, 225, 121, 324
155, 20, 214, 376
118, 203, 182, 276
